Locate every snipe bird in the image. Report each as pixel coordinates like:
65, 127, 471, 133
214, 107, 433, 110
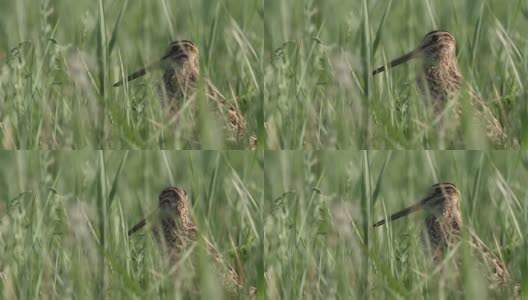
114, 40, 254, 147
128, 187, 248, 295
373, 183, 512, 289
373, 31, 507, 146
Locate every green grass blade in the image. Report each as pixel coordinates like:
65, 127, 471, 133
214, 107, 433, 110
108, 151, 129, 207
108, 0, 128, 55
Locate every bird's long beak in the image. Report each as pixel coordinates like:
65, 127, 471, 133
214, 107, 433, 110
128, 208, 159, 236
372, 48, 421, 76
113, 59, 163, 87
373, 197, 428, 227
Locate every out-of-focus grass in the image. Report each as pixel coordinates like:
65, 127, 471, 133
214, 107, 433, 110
0, 0, 263, 149
0, 151, 263, 298
264, 151, 527, 299
265, 0, 528, 149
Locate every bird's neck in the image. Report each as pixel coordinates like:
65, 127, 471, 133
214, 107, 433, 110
420, 59, 462, 106
179, 60, 199, 78
423, 56, 461, 83
180, 212, 193, 230
160, 215, 196, 242
163, 60, 199, 81
426, 210, 463, 247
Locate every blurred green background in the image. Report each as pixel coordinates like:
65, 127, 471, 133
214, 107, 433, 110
264, 151, 527, 299
265, 0, 528, 149
0, 151, 263, 298
0, 0, 263, 149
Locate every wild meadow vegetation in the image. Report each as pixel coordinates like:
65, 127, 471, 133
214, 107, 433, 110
265, 0, 528, 149
264, 151, 527, 299
0, 151, 264, 298
2, 0, 528, 299
0, 0, 263, 149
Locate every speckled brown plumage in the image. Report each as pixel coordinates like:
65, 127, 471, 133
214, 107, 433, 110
114, 40, 255, 147
128, 187, 249, 295
373, 31, 508, 147
151, 187, 196, 260
373, 183, 512, 288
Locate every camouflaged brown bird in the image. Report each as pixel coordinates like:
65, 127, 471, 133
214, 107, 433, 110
373, 183, 513, 290
128, 187, 252, 295
373, 31, 508, 147
114, 40, 256, 148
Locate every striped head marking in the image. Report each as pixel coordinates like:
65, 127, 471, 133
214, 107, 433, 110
418, 31, 456, 62
421, 182, 460, 213
159, 187, 188, 213
162, 40, 199, 64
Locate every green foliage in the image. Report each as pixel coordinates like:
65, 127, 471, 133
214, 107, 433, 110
264, 0, 528, 149
264, 151, 527, 299
0, 0, 263, 149
0, 151, 263, 298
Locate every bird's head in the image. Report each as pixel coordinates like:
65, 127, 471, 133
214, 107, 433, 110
158, 186, 189, 218
372, 30, 457, 75
373, 182, 461, 227
417, 31, 457, 65
113, 40, 199, 87
162, 40, 199, 66
127, 186, 190, 236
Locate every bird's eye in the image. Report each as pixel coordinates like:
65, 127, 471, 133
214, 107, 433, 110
431, 35, 439, 42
